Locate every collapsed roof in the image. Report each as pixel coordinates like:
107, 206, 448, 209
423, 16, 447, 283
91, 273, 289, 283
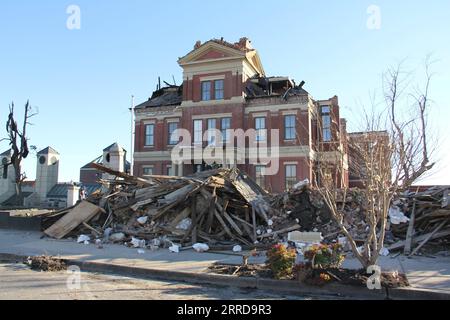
245, 76, 308, 100
134, 85, 183, 109
134, 75, 309, 109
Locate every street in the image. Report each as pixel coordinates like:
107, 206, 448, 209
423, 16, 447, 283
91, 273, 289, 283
0, 262, 325, 300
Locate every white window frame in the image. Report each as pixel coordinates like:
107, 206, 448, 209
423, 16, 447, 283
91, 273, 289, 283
201, 81, 211, 101
321, 106, 332, 142
142, 166, 154, 177
145, 124, 155, 146
193, 120, 203, 144
284, 115, 296, 140
207, 118, 217, 146
168, 122, 178, 145
221, 117, 231, 143
285, 164, 297, 190
214, 79, 224, 100
255, 117, 267, 142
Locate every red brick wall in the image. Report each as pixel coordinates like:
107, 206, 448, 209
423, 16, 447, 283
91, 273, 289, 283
80, 169, 100, 184
183, 72, 243, 102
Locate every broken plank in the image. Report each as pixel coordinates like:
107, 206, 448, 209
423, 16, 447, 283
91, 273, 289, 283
44, 201, 103, 239
404, 200, 417, 255
258, 224, 301, 239
409, 220, 448, 256
388, 229, 450, 251
213, 209, 235, 239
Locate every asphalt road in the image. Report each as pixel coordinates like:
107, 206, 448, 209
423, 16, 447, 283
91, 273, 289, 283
0, 262, 329, 300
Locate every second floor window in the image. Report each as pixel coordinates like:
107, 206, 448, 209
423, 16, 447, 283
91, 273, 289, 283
214, 80, 224, 100
221, 117, 231, 143
201, 81, 211, 101
321, 106, 332, 142
284, 115, 296, 140
255, 117, 266, 142
168, 122, 178, 145
145, 124, 154, 146
193, 120, 203, 144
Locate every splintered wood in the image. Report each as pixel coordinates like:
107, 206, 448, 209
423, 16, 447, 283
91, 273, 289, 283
44, 200, 104, 239
43, 164, 299, 247
389, 187, 450, 255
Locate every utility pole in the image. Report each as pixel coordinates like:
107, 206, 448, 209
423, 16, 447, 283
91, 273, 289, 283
129, 95, 135, 176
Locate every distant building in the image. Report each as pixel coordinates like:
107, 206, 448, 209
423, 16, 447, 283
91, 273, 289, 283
0, 143, 127, 208
79, 143, 130, 185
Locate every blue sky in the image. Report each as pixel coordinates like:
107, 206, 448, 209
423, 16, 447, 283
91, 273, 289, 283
0, 0, 449, 184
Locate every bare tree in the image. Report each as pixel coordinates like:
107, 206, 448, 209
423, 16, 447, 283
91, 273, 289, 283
1, 101, 37, 205
313, 60, 436, 269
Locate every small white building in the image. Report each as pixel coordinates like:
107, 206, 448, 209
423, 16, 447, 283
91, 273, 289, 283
1, 143, 128, 208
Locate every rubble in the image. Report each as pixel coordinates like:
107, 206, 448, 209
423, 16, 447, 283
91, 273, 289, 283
270, 185, 370, 244
389, 186, 450, 255
40, 162, 449, 256
27, 255, 67, 272
42, 164, 299, 250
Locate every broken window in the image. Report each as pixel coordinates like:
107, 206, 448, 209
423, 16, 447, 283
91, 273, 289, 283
145, 124, 155, 146
168, 122, 178, 145
285, 164, 297, 190
201, 81, 211, 101
214, 80, 224, 100
193, 120, 203, 144
255, 117, 267, 142
321, 106, 332, 142
284, 115, 296, 140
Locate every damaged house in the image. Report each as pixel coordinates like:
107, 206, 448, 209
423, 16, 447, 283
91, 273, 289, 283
133, 37, 365, 193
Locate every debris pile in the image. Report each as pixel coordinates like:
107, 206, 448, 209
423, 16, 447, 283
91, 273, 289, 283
270, 184, 370, 244
42, 164, 300, 250
27, 255, 67, 272
389, 186, 450, 255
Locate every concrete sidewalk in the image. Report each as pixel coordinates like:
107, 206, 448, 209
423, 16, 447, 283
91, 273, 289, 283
0, 230, 449, 298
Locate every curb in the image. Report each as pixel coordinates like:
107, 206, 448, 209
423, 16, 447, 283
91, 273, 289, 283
1, 252, 449, 300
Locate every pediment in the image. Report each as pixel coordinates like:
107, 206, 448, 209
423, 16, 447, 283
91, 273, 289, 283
178, 41, 246, 65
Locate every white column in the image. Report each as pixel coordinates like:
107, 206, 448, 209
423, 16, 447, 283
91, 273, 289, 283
67, 185, 80, 207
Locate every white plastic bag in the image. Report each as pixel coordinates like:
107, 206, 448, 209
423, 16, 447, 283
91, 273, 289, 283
131, 237, 146, 248
77, 235, 90, 243
176, 218, 192, 230
137, 216, 148, 225
389, 207, 409, 225
193, 243, 209, 253
233, 245, 242, 252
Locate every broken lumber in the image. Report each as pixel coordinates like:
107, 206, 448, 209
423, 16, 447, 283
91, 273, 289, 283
44, 201, 103, 239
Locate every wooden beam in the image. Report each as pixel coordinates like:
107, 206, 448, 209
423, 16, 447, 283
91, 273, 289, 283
404, 200, 417, 255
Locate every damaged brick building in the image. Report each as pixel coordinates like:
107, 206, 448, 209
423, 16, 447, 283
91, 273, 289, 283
133, 37, 352, 193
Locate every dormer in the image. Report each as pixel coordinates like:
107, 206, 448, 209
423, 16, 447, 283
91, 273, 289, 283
178, 38, 265, 106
